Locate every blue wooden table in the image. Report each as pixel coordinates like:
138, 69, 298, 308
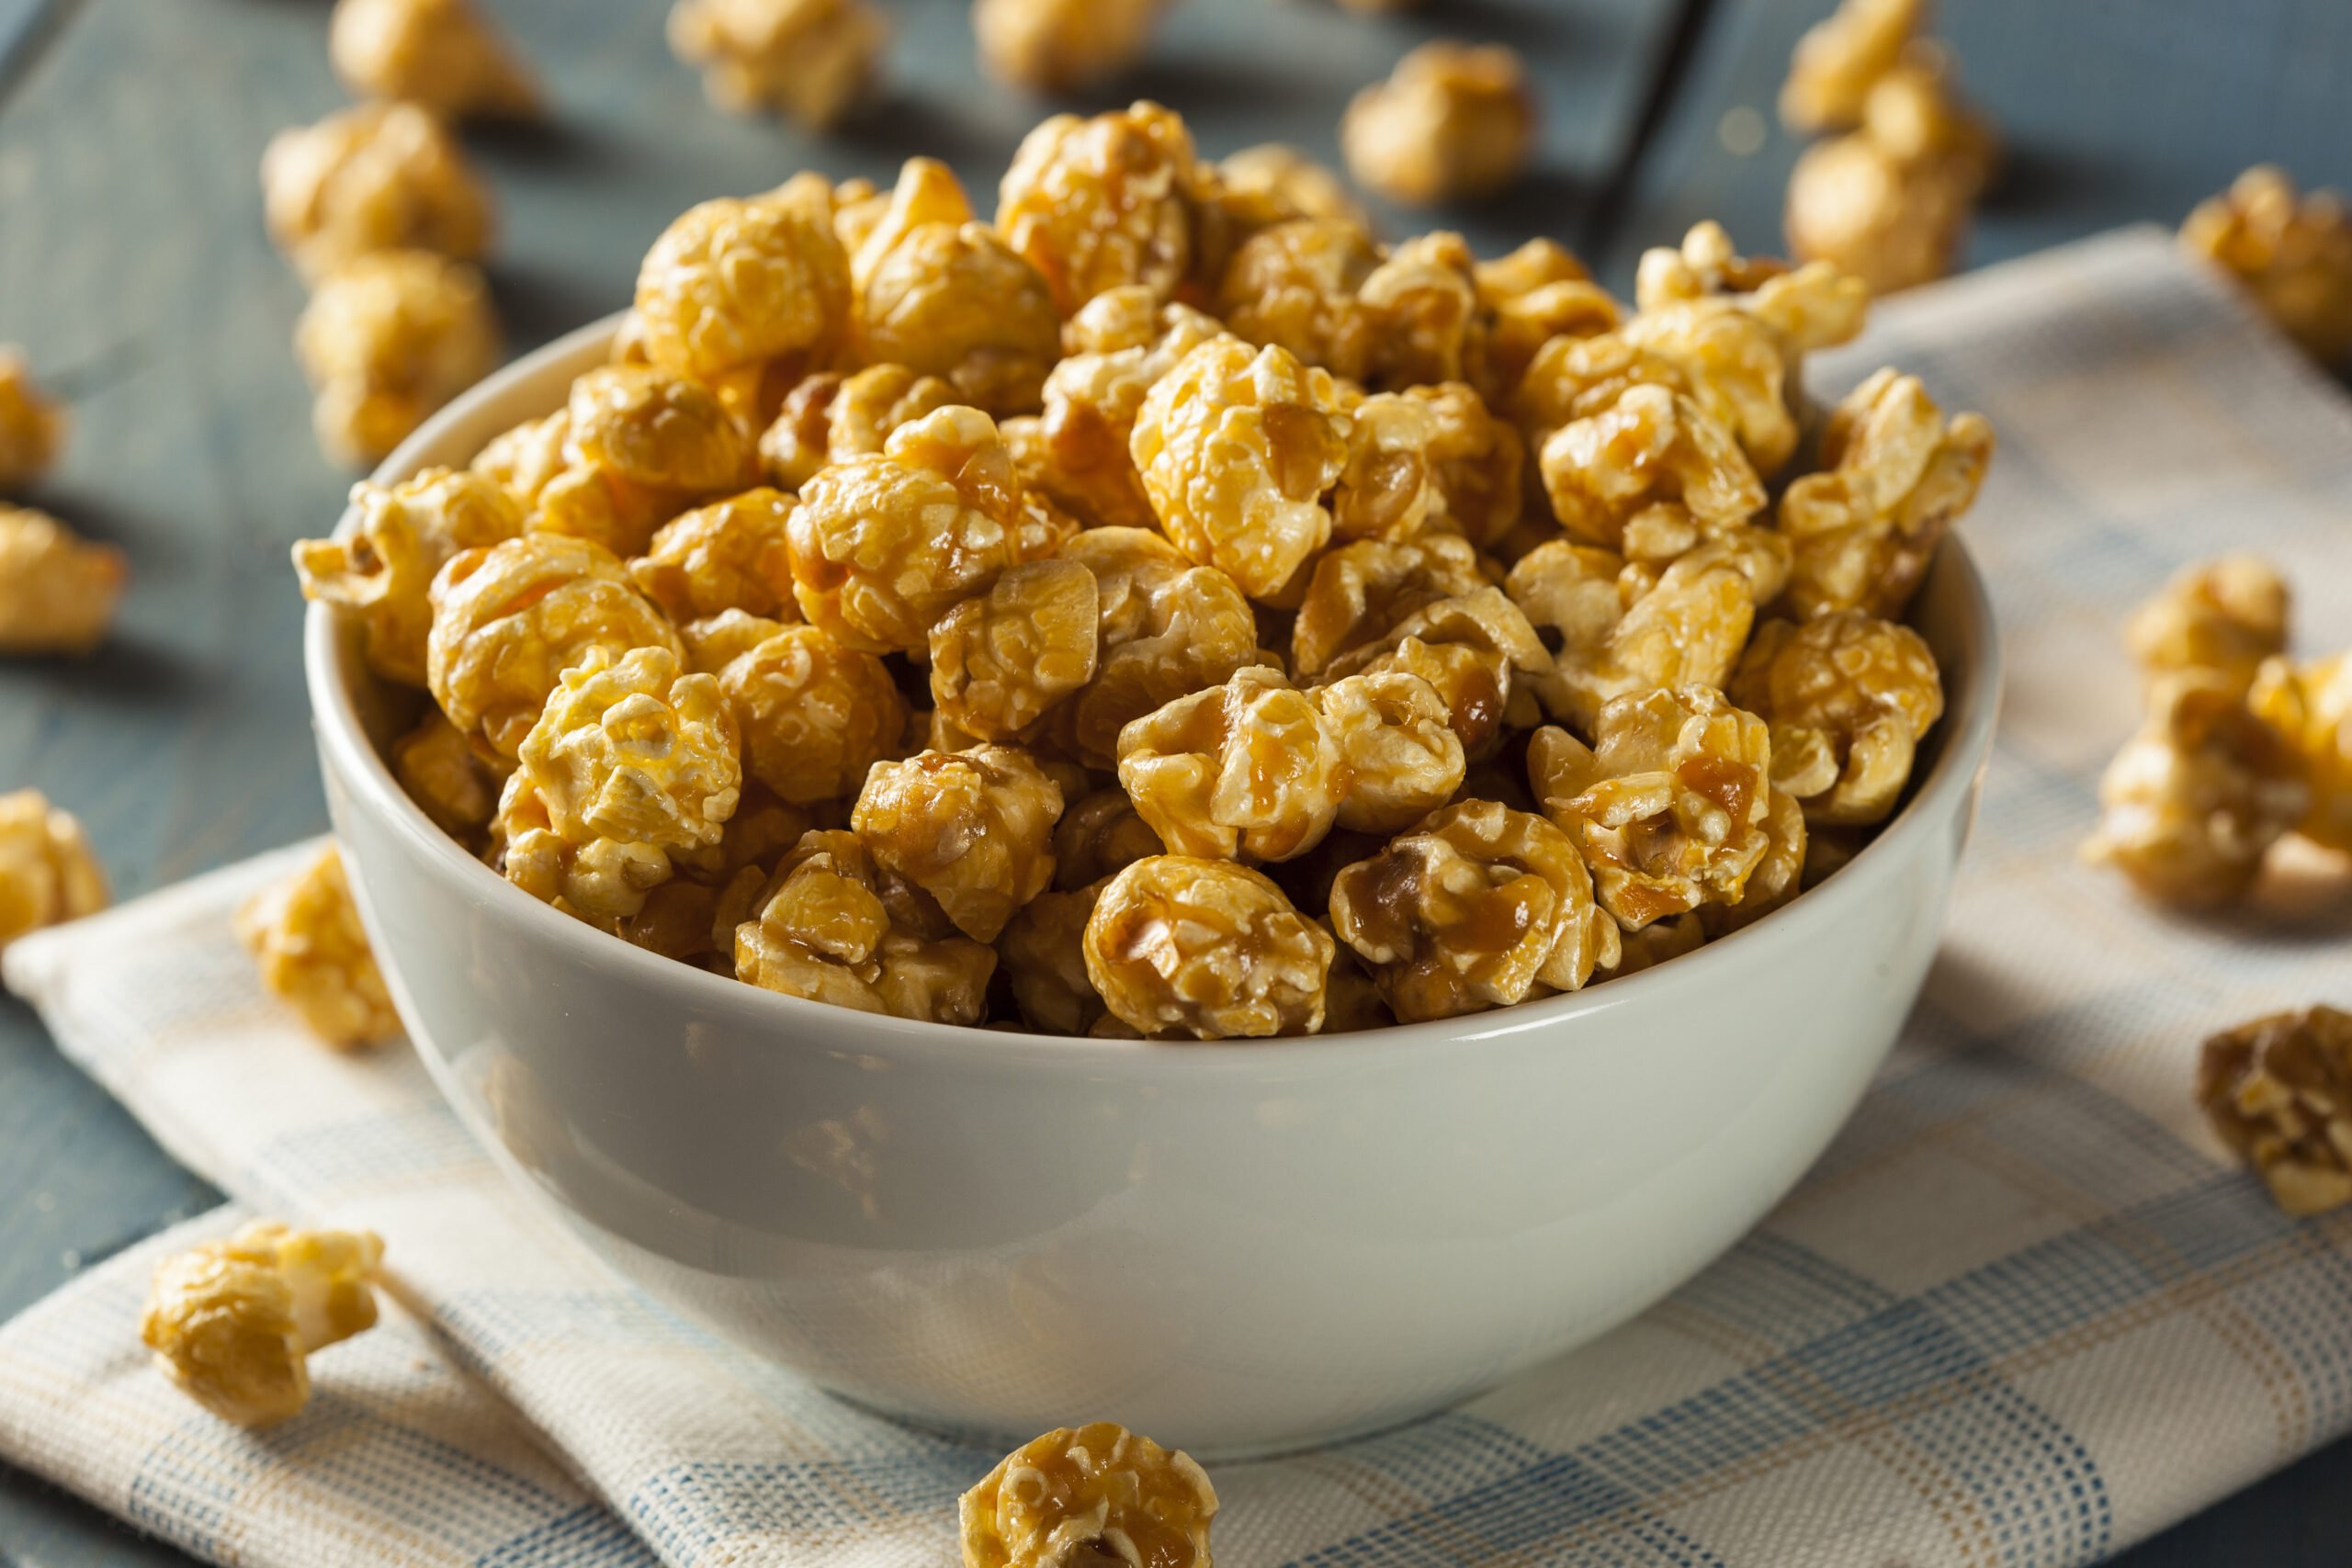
2, 1, 2346, 1561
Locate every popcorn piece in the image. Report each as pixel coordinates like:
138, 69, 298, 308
1329, 390, 1440, 542
852, 746, 1062, 942
930, 559, 1100, 741
1703, 785, 1809, 937
1633, 220, 1870, 362
1216, 144, 1370, 231
1129, 335, 1351, 601
1474, 240, 1622, 401
0, 346, 66, 491
995, 881, 1108, 1034
1779, 0, 1922, 132
2083, 674, 2309, 908
296, 250, 500, 467
1052, 786, 1163, 890
1340, 41, 1536, 207
0, 505, 125, 655
1083, 855, 1333, 1038
786, 405, 1024, 652
667, 0, 886, 129
294, 466, 524, 687
497, 645, 742, 928
1597, 910, 1706, 978
260, 102, 493, 283
140, 1220, 385, 1427
1216, 218, 1380, 382
634, 186, 853, 407
2199, 1006, 2352, 1216
1359, 231, 1487, 391
2182, 166, 2352, 367
1731, 610, 1944, 825
997, 103, 1203, 315
733, 829, 996, 1022
1784, 129, 1971, 297
1314, 668, 1465, 834
628, 488, 797, 624
1538, 383, 1766, 554
329, 0, 538, 120
1859, 46, 1999, 200
1530, 686, 1776, 930
975, 0, 1163, 93
390, 709, 497, 841
961, 1423, 1217, 1568
1290, 532, 1487, 679
1318, 587, 1554, 762
761, 364, 956, 492
1057, 526, 1259, 768
0, 790, 107, 951
1780, 367, 1992, 620
1405, 380, 1523, 546
427, 533, 683, 765
1035, 290, 1225, 531
2124, 555, 2290, 699
1118, 665, 1344, 863
1329, 798, 1617, 1021
237, 845, 399, 1048
2250, 653, 2352, 854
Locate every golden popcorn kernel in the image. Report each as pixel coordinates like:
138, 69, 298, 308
994, 881, 1109, 1034
0, 346, 67, 492
1784, 130, 1972, 297
853, 746, 1063, 942
1779, 0, 1923, 132
997, 102, 1203, 315
1315, 667, 1466, 835
1057, 526, 1260, 768
1216, 143, 1369, 232
1119, 665, 1345, 864
2199, 1006, 2352, 1217
735, 829, 996, 1022
261, 102, 493, 283
237, 846, 399, 1049
1730, 610, 1944, 826
1084, 855, 1333, 1038
296, 466, 524, 688
960, 1423, 1217, 1568
2250, 652, 2352, 855
2123, 555, 2290, 699
667, 0, 887, 128
930, 559, 1101, 741
141, 1220, 385, 1428
390, 710, 498, 842
297, 250, 501, 468
1341, 41, 1536, 207
0, 789, 107, 953
329, 0, 538, 120
634, 185, 854, 396
1216, 217, 1380, 383
2183, 165, 2352, 367
1052, 787, 1164, 891
0, 504, 125, 656
628, 488, 798, 625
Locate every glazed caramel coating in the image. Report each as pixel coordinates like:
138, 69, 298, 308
996, 103, 1202, 314
0, 789, 107, 953
0, 347, 66, 492
329, 0, 538, 120
1328, 798, 1617, 1022
976, 0, 1162, 94
960, 1423, 1217, 1568
1731, 611, 1944, 825
1290, 531, 1487, 679
2182, 166, 2352, 367
236, 846, 400, 1049
1340, 41, 1536, 207
1530, 686, 1775, 931
1317, 587, 1554, 762
1216, 218, 1380, 383
1521, 536, 1780, 732
1129, 335, 1351, 600
994, 881, 1108, 1034
1474, 240, 1622, 402
140, 1220, 383, 1427
761, 364, 956, 491
1035, 290, 1225, 531
2124, 555, 2290, 699
1405, 381, 1523, 547
1082, 855, 1333, 1038
296, 250, 500, 467
1057, 526, 1259, 768
390, 710, 497, 841
1780, 367, 1992, 620
1538, 383, 1766, 554
2250, 653, 2352, 854
1052, 787, 1163, 890
1315, 668, 1466, 834
666, 0, 886, 129
1702, 786, 1809, 938
1329, 391, 1440, 543
853, 746, 1063, 942
1634, 220, 1870, 370
1118, 665, 1344, 863
696, 612, 907, 805
566, 366, 753, 502
1778, 0, 1923, 132
426, 533, 684, 765
735, 829, 996, 1022
1784, 130, 1971, 297
786, 404, 1023, 652
260, 101, 492, 282
1359, 231, 1486, 391
628, 488, 797, 624
295, 466, 524, 687
929, 559, 1100, 741
0, 505, 126, 656
2199, 1007, 2352, 1217
634, 186, 852, 393
1217, 143, 1370, 231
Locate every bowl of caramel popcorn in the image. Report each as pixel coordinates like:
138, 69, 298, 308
300, 104, 2000, 1454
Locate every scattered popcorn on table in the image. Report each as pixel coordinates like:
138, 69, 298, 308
140, 1220, 384, 1427
296, 250, 502, 467
1340, 41, 1536, 208
0, 346, 66, 492
1778, 0, 1923, 133
0, 790, 107, 952
0, 504, 126, 656
261, 102, 494, 283
975, 0, 1164, 93
238, 846, 399, 1048
2199, 1006, 2352, 1217
667, 0, 886, 130
1216, 143, 1370, 232
2182, 166, 2352, 367
2250, 652, 2352, 856
329, 0, 538, 121
2125, 555, 2290, 700
961, 1423, 1217, 1568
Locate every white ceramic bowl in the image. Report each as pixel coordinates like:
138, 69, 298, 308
306, 315, 2003, 1458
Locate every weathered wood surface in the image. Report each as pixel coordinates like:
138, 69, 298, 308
1, 0, 2347, 1562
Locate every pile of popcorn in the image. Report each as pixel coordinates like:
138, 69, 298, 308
289, 97, 1996, 1043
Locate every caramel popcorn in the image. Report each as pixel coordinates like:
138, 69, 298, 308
1035, 291, 1225, 531
975, 0, 1162, 92
1475, 241, 1622, 400
295, 467, 523, 687
556, 367, 755, 548
1521, 536, 1779, 731
2124, 556, 2290, 699
1119, 665, 1344, 863
1083, 855, 1333, 1037
260, 102, 493, 282
994, 882, 1107, 1034
667, 0, 886, 129
853, 747, 1062, 942
1860, 47, 1999, 200
1618, 298, 1802, 480
1057, 526, 1259, 767
1318, 586, 1555, 761
329, 0, 538, 120
0, 346, 65, 491
1315, 668, 1466, 833
1329, 391, 1440, 542
141, 1220, 384, 1427
786, 405, 1023, 652
734, 829, 995, 1022
1632, 221, 1870, 362
1530, 686, 1775, 930
1784, 129, 1971, 296
997, 103, 1202, 315
1539, 384, 1766, 554
296, 250, 501, 467
1052, 787, 1163, 890
2199, 1006, 2352, 1216
1704, 785, 1809, 937
1217, 143, 1370, 231
237, 846, 399, 1048
1329, 798, 1617, 1021
2082, 674, 2309, 908
1129, 336, 1351, 600
684, 614, 900, 807
762, 364, 956, 491
1406, 381, 1523, 546
1779, 0, 1922, 132
1340, 41, 1536, 207
1599, 911, 1707, 978
1359, 231, 1486, 390
929, 559, 1100, 741
0, 790, 106, 952
1217, 218, 1381, 382
391, 710, 497, 840
2182, 166, 2352, 367
622, 489, 793, 624
0, 505, 125, 655
427, 533, 683, 764
633, 187, 853, 406
1732, 610, 1944, 825
960, 1423, 1217, 1568
2251, 653, 2352, 854
1291, 531, 1487, 679
1780, 367, 1992, 620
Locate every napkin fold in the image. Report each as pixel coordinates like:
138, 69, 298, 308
7, 228, 2352, 1568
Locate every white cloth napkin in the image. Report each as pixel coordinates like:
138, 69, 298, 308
7, 228, 2352, 1568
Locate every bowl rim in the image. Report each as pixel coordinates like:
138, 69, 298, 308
304, 310, 2006, 1074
